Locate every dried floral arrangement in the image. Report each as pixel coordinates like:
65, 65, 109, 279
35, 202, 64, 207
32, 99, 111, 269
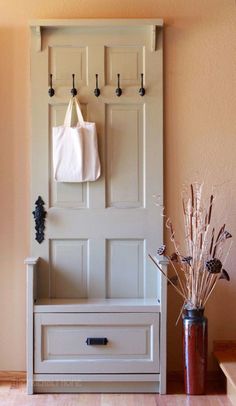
149, 183, 232, 313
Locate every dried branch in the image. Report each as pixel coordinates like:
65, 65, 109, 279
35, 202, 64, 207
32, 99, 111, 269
149, 183, 232, 312
148, 254, 188, 301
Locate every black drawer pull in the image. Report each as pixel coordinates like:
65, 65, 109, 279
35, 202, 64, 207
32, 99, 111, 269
86, 337, 108, 345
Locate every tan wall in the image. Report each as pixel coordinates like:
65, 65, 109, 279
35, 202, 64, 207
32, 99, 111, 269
0, 0, 235, 371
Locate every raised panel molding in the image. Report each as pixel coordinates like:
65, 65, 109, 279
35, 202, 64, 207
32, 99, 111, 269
43, 324, 149, 359
106, 239, 144, 298
50, 239, 88, 298
35, 312, 159, 374
49, 104, 88, 208
105, 46, 144, 85
106, 104, 144, 208
49, 46, 88, 92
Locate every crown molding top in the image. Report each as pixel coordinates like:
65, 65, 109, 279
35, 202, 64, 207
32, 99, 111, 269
29, 18, 163, 28
30, 19, 163, 52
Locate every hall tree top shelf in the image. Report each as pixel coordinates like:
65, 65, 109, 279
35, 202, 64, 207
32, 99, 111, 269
29, 19, 163, 52
29, 19, 164, 27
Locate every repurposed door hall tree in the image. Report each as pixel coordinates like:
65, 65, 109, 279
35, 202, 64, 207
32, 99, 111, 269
25, 19, 166, 394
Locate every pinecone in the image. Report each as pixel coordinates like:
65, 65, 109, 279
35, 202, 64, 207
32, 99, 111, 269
219, 269, 230, 281
170, 252, 178, 262
205, 258, 222, 274
157, 245, 166, 255
223, 231, 232, 239
168, 275, 178, 286
182, 256, 192, 265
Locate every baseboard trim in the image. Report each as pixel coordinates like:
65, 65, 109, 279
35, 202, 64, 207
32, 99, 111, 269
0, 370, 223, 385
214, 340, 236, 352
0, 371, 26, 382
167, 371, 183, 382
167, 370, 224, 383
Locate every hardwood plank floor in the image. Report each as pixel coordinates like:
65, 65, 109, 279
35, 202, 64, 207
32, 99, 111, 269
0, 381, 232, 406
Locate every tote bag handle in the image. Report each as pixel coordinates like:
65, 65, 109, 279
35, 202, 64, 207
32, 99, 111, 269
64, 97, 85, 127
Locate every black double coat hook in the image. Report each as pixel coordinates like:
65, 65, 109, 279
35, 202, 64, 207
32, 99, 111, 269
116, 74, 122, 97
71, 74, 77, 97
48, 74, 55, 97
139, 73, 145, 96
94, 74, 100, 97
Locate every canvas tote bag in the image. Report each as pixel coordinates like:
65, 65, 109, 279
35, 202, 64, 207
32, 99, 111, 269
52, 97, 101, 182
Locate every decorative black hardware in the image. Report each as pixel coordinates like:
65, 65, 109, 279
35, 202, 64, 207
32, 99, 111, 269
71, 74, 77, 97
94, 74, 100, 97
32, 196, 47, 244
139, 73, 145, 96
115, 73, 122, 97
86, 337, 108, 345
48, 74, 55, 97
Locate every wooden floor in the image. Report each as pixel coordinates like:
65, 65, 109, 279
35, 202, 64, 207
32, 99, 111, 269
0, 380, 233, 406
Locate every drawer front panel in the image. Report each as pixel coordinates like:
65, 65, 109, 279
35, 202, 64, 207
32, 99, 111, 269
34, 313, 159, 373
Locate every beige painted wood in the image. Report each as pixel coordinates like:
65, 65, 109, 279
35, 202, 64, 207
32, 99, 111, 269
34, 373, 160, 382
34, 298, 161, 312
25, 257, 39, 395
30, 20, 163, 301
34, 312, 159, 374
50, 239, 88, 298
29, 19, 165, 394
32, 373, 160, 392
30, 18, 163, 53
34, 382, 160, 394
26, 269, 165, 393
29, 18, 163, 27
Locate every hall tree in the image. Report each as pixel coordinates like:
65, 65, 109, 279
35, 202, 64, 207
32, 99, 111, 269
26, 19, 167, 394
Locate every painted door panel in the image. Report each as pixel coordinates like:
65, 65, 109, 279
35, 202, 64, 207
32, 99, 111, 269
30, 24, 163, 299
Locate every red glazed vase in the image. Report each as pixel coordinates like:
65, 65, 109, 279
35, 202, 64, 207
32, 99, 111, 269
182, 308, 208, 395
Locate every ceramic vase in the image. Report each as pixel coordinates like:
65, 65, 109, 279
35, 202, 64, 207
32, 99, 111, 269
182, 308, 208, 395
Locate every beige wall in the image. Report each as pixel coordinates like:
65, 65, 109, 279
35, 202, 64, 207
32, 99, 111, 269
0, 0, 235, 371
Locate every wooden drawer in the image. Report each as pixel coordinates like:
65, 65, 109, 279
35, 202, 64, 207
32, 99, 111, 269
34, 312, 159, 374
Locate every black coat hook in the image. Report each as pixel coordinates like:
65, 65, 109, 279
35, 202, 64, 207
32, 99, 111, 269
71, 74, 77, 97
115, 74, 122, 97
48, 74, 55, 97
139, 73, 145, 96
94, 74, 100, 97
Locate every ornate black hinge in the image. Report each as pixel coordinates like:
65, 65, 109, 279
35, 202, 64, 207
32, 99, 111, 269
32, 196, 47, 244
